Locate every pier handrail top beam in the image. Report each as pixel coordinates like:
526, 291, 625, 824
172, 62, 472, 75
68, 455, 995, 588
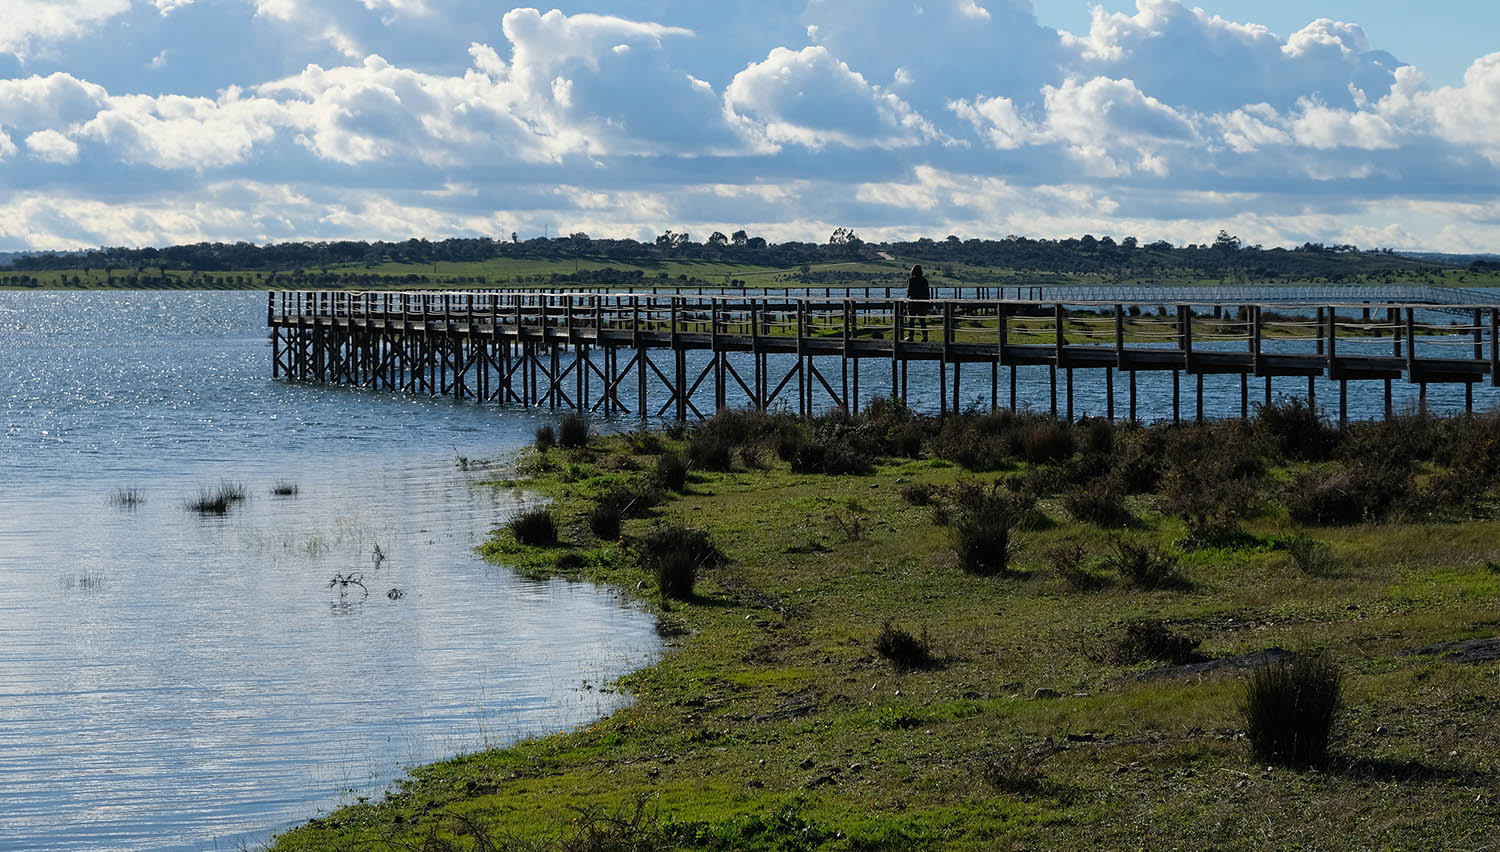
268, 289, 1500, 313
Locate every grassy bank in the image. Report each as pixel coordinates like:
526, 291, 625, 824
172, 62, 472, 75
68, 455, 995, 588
273, 405, 1500, 851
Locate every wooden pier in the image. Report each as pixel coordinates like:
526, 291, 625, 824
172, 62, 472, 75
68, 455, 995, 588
267, 290, 1500, 423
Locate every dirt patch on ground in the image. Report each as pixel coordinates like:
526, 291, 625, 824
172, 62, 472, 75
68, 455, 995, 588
1404, 637, 1500, 664
1134, 648, 1294, 682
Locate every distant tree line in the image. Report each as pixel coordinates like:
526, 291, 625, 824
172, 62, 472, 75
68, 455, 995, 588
6, 228, 1465, 284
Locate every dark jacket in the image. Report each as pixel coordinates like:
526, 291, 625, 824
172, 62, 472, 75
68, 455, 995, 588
906, 266, 931, 314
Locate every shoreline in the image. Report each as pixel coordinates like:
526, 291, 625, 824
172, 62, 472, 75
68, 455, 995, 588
271, 406, 1500, 851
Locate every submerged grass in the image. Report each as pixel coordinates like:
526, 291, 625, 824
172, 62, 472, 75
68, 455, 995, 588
274, 406, 1500, 852
185, 480, 247, 515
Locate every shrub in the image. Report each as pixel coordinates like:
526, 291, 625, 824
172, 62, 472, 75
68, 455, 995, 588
1112, 427, 1165, 494
1079, 417, 1115, 457
508, 507, 558, 546
687, 428, 734, 472
977, 749, 1046, 795
1018, 418, 1074, 464
625, 429, 664, 455
932, 413, 1015, 471
558, 413, 591, 448
1285, 463, 1407, 526
1255, 397, 1340, 461
588, 500, 623, 540
1106, 538, 1181, 590
949, 482, 1019, 576
534, 424, 557, 452
1419, 467, 1488, 517
1063, 476, 1133, 527
900, 482, 940, 506
877, 705, 924, 730
655, 452, 689, 492
269, 480, 299, 497
597, 480, 663, 521
1242, 653, 1342, 768
638, 524, 722, 600
1114, 619, 1202, 665
1284, 532, 1337, 576
874, 620, 937, 671
1047, 543, 1108, 591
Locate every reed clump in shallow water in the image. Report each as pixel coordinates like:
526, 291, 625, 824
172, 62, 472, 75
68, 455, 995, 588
108, 487, 145, 508
185, 480, 247, 515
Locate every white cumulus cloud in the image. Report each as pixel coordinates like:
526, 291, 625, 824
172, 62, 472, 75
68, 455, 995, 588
25, 129, 80, 163
0, 0, 131, 59
726, 46, 935, 150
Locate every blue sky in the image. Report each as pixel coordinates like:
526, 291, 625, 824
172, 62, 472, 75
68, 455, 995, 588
1, 1, 1498, 252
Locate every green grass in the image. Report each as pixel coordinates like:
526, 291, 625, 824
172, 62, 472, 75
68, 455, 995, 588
268, 423, 1500, 852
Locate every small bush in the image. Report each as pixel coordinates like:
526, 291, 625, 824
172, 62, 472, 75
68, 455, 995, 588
876, 705, 924, 730
270, 480, 299, 497
638, 524, 722, 600
1114, 619, 1202, 665
1047, 543, 1108, 591
1106, 538, 1181, 590
900, 482, 940, 506
687, 428, 735, 472
558, 413, 591, 449
1063, 477, 1133, 527
954, 511, 1013, 576
932, 413, 1014, 471
597, 480, 663, 520
1242, 653, 1342, 768
977, 750, 1046, 796
874, 620, 937, 671
508, 507, 558, 546
1255, 397, 1340, 461
1018, 419, 1075, 464
1284, 532, 1337, 576
655, 452, 689, 492
625, 429, 663, 455
534, 424, 556, 452
1285, 463, 1407, 526
588, 500, 623, 540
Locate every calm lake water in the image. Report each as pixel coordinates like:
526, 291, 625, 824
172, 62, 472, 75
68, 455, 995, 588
0, 291, 661, 852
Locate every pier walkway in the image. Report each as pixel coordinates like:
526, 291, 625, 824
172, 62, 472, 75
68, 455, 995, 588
268, 289, 1500, 424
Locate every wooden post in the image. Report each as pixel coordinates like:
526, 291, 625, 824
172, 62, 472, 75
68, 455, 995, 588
1405, 307, 1416, 378
1492, 308, 1500, 388
892, 300, 903, 406
1172, 369, 1179, 423
1066, 368, 1074, 421
1475, 309, 1484, 361
1195, 373, 1203, 423
1049, 362, 1058, 418
674, 298, 686, 421
1129, 370, 1137, 423
1106, 366, 1114, 421
1252, 305, 1262, 377
635, 296, 646, 423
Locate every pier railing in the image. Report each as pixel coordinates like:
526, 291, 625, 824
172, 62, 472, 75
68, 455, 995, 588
268, 290, 1500, 423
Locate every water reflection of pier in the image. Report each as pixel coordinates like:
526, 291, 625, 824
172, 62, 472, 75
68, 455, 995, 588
268, 289, 1500, 424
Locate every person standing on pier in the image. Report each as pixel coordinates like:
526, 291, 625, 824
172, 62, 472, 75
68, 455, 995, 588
906, 264, 930, 341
